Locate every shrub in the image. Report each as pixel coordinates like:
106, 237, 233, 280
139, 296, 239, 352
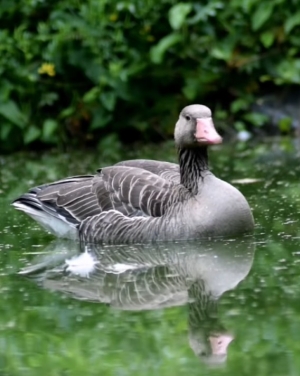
0, 0, 299, 152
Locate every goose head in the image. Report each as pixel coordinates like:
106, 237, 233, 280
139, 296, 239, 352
174, 105, 223, 148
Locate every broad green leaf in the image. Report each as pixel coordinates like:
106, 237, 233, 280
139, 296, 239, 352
0, 123, 12, 140
90, 109, 112, 130
244, 112, 268, 127
150, 33, 182, 64
231, 98, 251, 113
260, 30, 274, 48
42, 119, 58, 140
168, 3, 192, 30
284, 12, 300, 34
182, 78, 198, 100
211, 42, 234, 61
252, 3, 274, 31
83, 87, 100, 103
24, 125, 41, 144
100, 92, 116, 111
38, 92, 59, 107
240, 0, 260, 12
108, 62, 123, 77
275, 59, 300, 84
0, 100, 27, 128
59, 107, 74, 119
0, 80, 13, 102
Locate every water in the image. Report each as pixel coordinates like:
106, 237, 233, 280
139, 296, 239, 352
1, 138, 300, 376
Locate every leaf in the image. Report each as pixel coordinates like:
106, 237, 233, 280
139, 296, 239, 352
0, 100, 27, 128
275, 59, 300, 84
231, 98, 251, 113
150, 33, 182, 64
90, 109, 112, 130
42, 119, 58, 140
211, 40, 235, 61
0, 123, 12, 140
0, 80, 13, 102
252, 3, 274, 31
244, 112, 269, 127
182, 77, 198, 100
168, 3, 192, 30
260, 30, 274, 48
100, 92, 116, 111
240, 0, 260, 12
284, 12, 300, 34
59, 106, 74, 119
38, 92, 59, 107
24, 125, 41, 144
83, 87, 100, 103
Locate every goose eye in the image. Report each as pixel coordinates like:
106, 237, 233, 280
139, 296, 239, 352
185, 115, 191, 121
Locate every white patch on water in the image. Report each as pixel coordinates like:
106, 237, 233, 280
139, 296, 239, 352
65, 252, 98, 277
106, 263, 140, 274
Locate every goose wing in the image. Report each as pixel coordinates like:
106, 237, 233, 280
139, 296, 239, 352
33, 176, 101, 222
94, 165, 189, 218
115, 159, 180, 184
17, 164, 187, 226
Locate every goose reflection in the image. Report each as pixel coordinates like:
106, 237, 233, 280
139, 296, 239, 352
19, 237, 255, 365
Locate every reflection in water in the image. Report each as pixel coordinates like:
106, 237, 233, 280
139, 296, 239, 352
19, 238, 255, 365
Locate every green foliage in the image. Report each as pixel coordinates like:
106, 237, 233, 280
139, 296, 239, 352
0, 0, 299, 152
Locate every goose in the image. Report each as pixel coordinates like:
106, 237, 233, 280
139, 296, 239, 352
12, 104, 254, 243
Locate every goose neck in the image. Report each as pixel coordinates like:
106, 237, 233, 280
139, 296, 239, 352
178, 147, 209, 194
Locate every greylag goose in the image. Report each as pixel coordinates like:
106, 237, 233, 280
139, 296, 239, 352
12, 104, 254, 243
19, 238, 255, 364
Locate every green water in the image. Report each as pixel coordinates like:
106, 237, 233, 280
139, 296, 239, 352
1, 138, 300, 376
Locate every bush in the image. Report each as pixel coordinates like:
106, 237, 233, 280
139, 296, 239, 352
0, 0, 299, 152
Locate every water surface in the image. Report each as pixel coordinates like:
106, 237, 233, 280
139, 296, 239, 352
1, 138, 300, 376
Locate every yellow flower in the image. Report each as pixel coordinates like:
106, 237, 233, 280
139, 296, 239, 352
38, 63, 56, 77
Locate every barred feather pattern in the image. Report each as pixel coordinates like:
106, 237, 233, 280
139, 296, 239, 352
30, 159, 189, 224
78, 149, 208, 242
79, 210, 158, 243
179, 148, 209, 194
115, 159, 181, 184
96, 165, 190, 217
36, 176, 101, 222
17, 156, 196, 242
188, 281, 218, 325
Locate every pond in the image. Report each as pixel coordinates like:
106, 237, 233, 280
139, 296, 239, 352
1, 138, 300, 376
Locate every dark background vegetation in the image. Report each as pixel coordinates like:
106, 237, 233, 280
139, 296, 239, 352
0, 0, 300, 152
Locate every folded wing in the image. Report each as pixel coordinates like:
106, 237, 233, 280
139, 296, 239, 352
16, 161, 188, 229
95, 165, 188, 218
